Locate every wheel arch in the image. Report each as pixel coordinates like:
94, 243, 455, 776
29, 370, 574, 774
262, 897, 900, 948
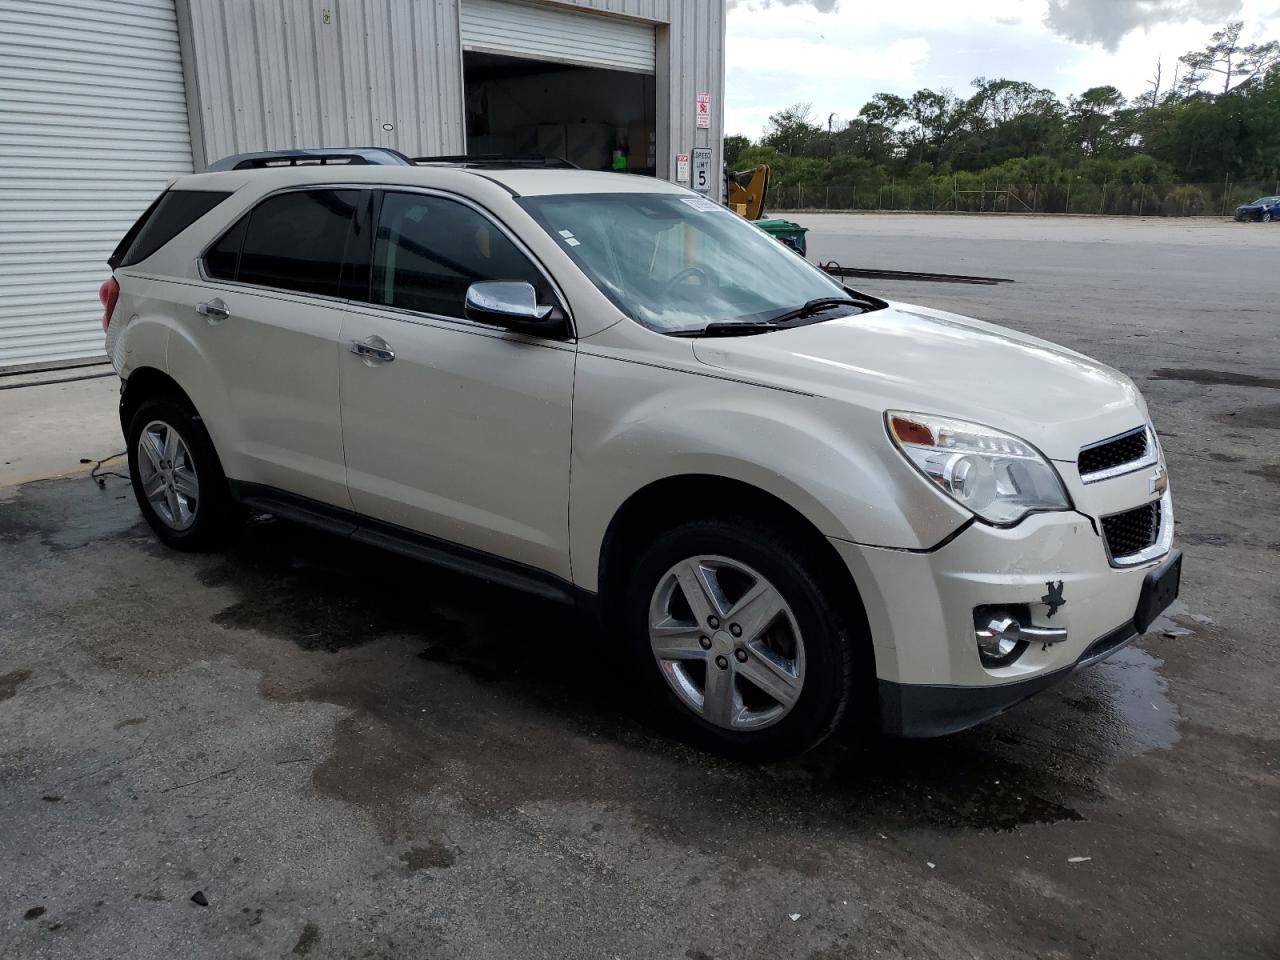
119, 367, 197, 434
597, 473, 872, 649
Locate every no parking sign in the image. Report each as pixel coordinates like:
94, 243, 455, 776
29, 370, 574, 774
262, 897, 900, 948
696, 93, 711, 129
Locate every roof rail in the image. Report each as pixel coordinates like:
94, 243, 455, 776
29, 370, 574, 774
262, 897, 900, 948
412, 154, 579, 170
206, 148, 413, 171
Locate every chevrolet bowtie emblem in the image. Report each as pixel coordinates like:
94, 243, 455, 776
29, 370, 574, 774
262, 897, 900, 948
1149, 466, 1168, 496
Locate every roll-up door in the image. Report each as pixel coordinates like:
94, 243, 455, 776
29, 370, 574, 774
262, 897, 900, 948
0, 0, 194, 369
460, 0, 656, 74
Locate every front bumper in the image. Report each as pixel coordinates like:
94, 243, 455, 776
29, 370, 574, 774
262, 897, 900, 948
831, 508, 1180, 737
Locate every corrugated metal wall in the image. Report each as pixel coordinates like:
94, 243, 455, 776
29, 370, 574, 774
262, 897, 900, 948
177, 0, 723, 187
461, 0, 657, 73
178, 0, 466, 161
0, 0, 194, 368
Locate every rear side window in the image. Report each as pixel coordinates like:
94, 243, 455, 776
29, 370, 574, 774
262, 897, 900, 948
236, 189, 360, 297
109, 190, 232, 268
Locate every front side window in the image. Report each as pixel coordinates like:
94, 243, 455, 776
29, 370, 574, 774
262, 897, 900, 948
371, 192, 545, 319
235, 189, 360, 296
519, 193, 859, 334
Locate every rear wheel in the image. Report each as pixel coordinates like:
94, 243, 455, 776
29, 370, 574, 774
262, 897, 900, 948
623, 517, 859, 760
127, 395, 235, 550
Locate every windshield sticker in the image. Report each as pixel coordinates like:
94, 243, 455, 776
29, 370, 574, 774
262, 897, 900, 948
680, 197, 721, 213
564, 237, 581, 247
558, 229, 575, 239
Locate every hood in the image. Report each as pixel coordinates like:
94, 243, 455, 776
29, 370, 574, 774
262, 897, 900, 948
691, 301, 1145, 461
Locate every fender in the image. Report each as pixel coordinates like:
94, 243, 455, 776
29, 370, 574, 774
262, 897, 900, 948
568, 348, 970, 592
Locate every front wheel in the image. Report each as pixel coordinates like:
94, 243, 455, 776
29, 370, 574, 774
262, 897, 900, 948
1264, 211, 1274, 223
623, 517, 860, 760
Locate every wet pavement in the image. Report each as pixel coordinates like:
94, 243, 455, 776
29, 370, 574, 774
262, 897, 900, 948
2, 215, 1278, 959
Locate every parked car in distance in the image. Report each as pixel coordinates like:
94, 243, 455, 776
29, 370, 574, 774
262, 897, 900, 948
102, 148, 1181, 760
1234, 196, 1280, 221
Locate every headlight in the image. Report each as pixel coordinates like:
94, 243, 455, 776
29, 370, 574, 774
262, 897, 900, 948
886, 411, 1070, 525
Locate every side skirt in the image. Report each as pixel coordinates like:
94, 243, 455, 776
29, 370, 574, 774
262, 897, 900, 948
227, 480, 579, 606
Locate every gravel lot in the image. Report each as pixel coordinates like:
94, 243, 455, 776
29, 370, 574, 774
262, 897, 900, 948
2, 214, 1277, 959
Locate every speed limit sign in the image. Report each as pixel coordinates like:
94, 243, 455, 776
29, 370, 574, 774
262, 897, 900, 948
691, 147, 712, 195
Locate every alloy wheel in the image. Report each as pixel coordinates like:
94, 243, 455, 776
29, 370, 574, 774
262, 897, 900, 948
137, 420, 200, 530
648, 555, 805, 730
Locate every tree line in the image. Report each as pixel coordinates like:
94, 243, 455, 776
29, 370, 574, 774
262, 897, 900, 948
726, 22, 1280, 212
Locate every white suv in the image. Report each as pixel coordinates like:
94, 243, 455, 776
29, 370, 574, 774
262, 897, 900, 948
102, 148, 1181, 759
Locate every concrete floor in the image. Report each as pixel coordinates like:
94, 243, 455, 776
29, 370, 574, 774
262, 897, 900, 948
1, 215, 1277, 959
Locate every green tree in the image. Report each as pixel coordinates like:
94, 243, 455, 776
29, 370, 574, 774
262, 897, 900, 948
761, 103, 822, 156
723, 134, 750, 168
1068, 85, 1126, 156
1179, 21, 1280, 94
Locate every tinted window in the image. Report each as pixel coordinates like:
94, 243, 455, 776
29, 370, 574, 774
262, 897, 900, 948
238, 189, 360, 296
338, 192, 375, 301
371, 193, 544, 318
204, 215, 247, 281
110, 190, 232, 268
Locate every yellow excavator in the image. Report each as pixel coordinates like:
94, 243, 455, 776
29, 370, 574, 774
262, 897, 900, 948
727, 164, 770, 220
727, 163, 811, 255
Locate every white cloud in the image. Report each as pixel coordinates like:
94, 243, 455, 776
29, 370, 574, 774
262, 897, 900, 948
723, 0, 1280, 137
727, 36, 931, 82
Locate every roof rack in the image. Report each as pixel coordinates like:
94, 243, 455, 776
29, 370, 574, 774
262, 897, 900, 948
412, 154, 579, 170
206, 148, 413, 171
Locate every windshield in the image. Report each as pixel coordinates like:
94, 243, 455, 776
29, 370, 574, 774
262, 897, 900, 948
518, 192, 857, 333
1250, 197, 1278, 204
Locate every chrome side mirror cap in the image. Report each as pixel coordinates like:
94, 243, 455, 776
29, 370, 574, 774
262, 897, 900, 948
464, 281, 555, 328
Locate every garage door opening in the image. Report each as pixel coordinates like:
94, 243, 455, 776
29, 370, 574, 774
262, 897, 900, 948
463, 51, 656, 175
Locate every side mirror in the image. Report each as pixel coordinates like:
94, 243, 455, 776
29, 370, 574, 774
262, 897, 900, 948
464, 281, 556, 329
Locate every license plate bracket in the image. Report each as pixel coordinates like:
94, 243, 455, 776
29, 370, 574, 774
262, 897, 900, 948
1134, 550, 1182, 634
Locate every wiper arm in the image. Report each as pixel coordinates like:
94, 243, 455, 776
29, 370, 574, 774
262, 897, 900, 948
765, 297, 865, 326
669, 321, 780, 338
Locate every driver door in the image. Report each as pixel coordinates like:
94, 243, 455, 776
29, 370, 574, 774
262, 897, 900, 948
338, 191, 576, 581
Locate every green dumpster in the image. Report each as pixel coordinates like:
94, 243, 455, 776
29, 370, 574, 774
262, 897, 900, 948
754, 218, 809, 257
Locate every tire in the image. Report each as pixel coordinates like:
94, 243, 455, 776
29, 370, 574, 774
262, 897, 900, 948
621, 516, 860, 761
126, 394, 236, 551
1265, 212, 1274, 223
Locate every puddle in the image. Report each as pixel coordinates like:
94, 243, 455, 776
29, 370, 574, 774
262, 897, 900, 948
213, 518, 1190, 839
1247, 464, 1280, 485
1215, 403, 1280, 429
1150, 368, 1280, 389
0, 669, 32, 701
0, 476, 142, 550
9, 476, 1191, 847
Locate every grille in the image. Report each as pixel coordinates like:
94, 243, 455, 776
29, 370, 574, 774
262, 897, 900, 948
1102, 501, 1161, 559
1080, 428, 1149, 478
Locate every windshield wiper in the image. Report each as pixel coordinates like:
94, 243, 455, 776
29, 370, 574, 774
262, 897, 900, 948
764, 297, 866, 326
669, 321, 780, 338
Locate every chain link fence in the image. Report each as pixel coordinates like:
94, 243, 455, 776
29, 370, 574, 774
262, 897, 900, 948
768, 180, 1280, 217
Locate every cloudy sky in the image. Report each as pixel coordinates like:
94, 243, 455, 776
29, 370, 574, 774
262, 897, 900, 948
724, 0, 1280, 137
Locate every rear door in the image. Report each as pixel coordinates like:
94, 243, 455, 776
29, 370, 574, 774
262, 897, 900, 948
170, 187, 365, 510
337, 190, 575, 580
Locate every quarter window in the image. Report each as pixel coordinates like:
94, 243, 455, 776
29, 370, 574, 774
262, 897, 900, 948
235, 189, 360, 296
204, 215, 246, 281
371, 193, 545, 318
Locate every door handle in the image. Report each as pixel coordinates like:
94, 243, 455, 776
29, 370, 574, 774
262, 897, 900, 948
195, 299, 230, 322
349, 337, 395, 363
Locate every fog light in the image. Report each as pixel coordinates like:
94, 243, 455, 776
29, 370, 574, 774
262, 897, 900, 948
974, 606, 1069, 668
976, 610, 1023, 662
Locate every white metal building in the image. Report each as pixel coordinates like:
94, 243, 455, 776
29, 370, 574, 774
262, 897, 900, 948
0, 0, 725, 369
